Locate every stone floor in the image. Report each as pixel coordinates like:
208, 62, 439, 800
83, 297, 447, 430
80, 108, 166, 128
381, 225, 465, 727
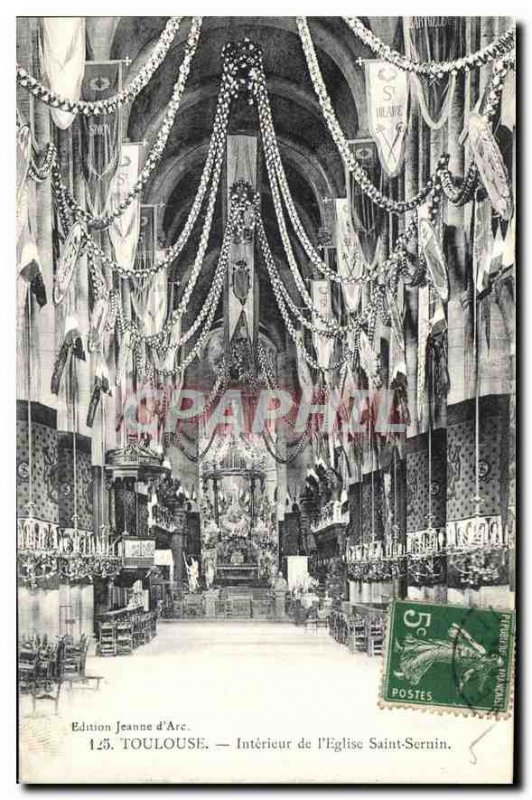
19, 621, 513, 784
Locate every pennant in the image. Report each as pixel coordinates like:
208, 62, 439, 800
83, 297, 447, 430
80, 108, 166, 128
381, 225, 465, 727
130, 206, 165, 334
294, 329, 314, 404
53, 221, 85, 305
51, 316, 85, 395
226, 135, 258, 346
473, 198, 494, 298
108, 143, 143, 273
143, 270, 168, 337
500, 70, 516, 132
41, 18, 86, 130
17, 123, 31, 204
347, 140, 385, 265
387, 289, 404, 353
86, 354, 112, 428
403, 17, 463, 129
116, 329, 132, 386
365, 61, 409, 177
417, 285, 430, 427
88, 295, 109, 353
81, 61, 122, 216
311, 280, 335, 372
502, 216, 515, 270
468, 111, 513, 221
161, 317, 182, 374
419, 218, 449, 304
335, 198, 363, 313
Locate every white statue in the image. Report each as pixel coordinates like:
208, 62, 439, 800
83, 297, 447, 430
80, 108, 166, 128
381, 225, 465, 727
184, 555, 200, 593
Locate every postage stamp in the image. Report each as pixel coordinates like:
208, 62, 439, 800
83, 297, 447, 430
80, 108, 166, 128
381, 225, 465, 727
381, 600, 515, 716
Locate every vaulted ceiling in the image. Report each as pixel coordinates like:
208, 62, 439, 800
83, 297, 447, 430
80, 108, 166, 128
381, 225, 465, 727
85, 16, 402, 369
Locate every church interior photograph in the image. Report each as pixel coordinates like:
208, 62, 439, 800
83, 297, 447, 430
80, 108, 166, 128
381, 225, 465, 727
15, 13, 516, 783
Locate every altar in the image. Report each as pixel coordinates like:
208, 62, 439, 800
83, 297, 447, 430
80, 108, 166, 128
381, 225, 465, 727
198, 433, 279, 589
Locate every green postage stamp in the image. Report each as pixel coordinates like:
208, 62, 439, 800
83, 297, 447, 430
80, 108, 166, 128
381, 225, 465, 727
381, 600, 515, 715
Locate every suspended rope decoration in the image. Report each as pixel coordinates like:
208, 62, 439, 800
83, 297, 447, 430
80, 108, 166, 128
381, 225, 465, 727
17, 17, 184, 116
116, 194, 230, 356
255, 207, 358, 372
256, 340, 310, 457
51, 17, 203, 232
297, 17, 513, 214
343, 17, 515, 76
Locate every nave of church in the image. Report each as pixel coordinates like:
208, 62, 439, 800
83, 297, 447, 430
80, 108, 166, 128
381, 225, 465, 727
16, 15, 515, 723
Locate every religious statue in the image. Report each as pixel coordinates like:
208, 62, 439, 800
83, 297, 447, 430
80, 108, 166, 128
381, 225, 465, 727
220, 489, 249, 538
204, 556, 215, 589
184, 555, 200, 593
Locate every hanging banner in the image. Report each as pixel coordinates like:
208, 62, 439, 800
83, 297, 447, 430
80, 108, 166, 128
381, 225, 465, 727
403, 17, 463, 129
335, 198, 363, 314
347, 139, 385, 265
108, 143, 143, 273
226, 135, 257, 349
311, 280, 334, 372
41, 18, 86, 130
365, 61, 409, 178
81, 60, 122, 216
468, 112, 513, 222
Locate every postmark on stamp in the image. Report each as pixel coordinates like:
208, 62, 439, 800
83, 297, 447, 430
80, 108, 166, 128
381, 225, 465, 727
381, 600, 515, 715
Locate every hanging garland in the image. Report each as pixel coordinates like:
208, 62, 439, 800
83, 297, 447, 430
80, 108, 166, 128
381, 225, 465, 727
125, 210, 236, 376
52, 17, 203, 232
297, 17, 513, 214
343, 17, 515, 77
17, 17, 184, 117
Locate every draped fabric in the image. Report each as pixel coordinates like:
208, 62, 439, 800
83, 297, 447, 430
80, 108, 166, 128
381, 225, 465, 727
81, 61, 122, 215
108, 143, 143, 273
365, 61, 409, 178
335, 199, 363, 313
226, 135, 257, 344
40, 18, 86, 130
403, 17, 464, 129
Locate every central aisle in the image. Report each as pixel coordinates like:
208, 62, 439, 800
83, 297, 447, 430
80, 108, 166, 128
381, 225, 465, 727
20, 621, 512, 784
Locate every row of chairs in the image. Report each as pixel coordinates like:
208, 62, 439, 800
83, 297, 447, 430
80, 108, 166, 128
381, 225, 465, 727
18, 634, 90, 712
329, 610, 384, 656
97, 611, 157, 657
